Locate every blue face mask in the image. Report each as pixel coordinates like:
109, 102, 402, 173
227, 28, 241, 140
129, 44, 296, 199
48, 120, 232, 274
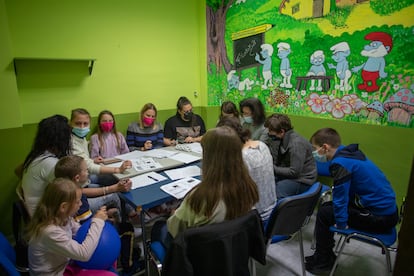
72, 127, 90, 138
312, 150, 327, 162
243, 116, 253, 124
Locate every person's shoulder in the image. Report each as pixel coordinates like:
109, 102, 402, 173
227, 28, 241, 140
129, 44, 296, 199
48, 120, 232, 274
116, 131, 126, 138
154, 122, 163, 130
194, 114, 205, 123
127, 121, 140, 130
165, 114, 180, 124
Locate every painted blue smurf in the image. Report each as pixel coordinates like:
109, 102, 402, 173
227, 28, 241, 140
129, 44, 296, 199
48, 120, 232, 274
328, 42, 352, 91
255, 43, 274, 89
306, 50, 326, 91
352, 32, 392, 92
276, 42, 292, 89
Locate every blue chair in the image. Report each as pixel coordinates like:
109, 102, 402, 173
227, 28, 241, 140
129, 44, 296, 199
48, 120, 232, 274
0, 232, 21, 276
328, 226, 398, 276
264, 182, 322, 276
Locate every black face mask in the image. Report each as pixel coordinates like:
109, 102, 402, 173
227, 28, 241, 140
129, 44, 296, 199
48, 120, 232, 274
183, 111, 193, 121
268, 134, 281, 141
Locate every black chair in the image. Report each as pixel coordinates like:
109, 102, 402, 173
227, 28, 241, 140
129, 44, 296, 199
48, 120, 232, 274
152, 209, 267, 276
263, 182, 322, 276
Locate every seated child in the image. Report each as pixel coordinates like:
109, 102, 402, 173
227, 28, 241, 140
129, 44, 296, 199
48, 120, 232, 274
54, 155, 131, 223
55, 156, 143, 274
90, 110, 129, 163
26, 178, 117, 275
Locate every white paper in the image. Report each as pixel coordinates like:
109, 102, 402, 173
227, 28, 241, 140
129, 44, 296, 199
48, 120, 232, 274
130, 172, 167, 189
143, 148, 178, 158
175, 142, 202, 154
164, 165, 201, 180
160, 177, 201, 199
132, 157, 163, 172
187, 142, 202, 154
169, 152, 201, 164
115, 150, 145, 160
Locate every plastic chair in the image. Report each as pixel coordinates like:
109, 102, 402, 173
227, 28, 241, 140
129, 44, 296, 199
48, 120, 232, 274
329, 225, 398, 276
149, 209, 267, 276
0, 232, 20, 276
263, 182, 322, 276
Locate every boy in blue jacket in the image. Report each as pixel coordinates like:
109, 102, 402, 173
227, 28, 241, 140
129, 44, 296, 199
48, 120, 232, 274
305, 128, 398, 274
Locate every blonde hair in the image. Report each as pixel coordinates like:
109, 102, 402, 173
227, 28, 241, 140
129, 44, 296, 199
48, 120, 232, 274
26, 178, 79, 239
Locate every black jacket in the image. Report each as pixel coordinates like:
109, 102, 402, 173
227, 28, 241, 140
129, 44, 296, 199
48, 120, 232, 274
161, 209, 267, 276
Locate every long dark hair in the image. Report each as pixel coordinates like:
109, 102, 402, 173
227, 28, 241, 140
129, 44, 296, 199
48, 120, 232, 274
239, 97, 266, 125
23, 115, 71, 170
219, 101, 240, 120
216, 116, 250, 144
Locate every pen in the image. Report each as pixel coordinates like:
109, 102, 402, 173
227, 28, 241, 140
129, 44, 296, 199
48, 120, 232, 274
148, 175, 159, 181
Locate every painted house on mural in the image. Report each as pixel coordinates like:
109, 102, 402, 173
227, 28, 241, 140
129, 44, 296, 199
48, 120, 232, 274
336, 0, 369, 8
279, 0, 331, 19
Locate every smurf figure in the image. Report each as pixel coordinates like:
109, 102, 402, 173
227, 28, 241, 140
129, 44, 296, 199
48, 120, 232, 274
276, 42, 293, 89
328, 42, 352, 91
255, 43, 274, 89
227, 70, 254, 92
307, 50, 326, 91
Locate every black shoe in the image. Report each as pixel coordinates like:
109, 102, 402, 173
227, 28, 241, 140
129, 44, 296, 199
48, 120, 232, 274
305, 254, 315, 264
305, 252, 336, 275
121, 259, 145, 276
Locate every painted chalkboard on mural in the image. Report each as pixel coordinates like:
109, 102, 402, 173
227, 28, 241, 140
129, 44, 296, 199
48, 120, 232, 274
232, 24, 273, 70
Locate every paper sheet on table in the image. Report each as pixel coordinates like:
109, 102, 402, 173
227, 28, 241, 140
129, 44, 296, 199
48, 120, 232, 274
143, 148, 178, 158
160, 177, 201, 199
130, 172, 167, 189
131, 157, 162, 172
175, 142, 203, 154
169, 152, 201, 164
187, 142, 202, 154
115, 150, 145, 160
164, 165, 201, 180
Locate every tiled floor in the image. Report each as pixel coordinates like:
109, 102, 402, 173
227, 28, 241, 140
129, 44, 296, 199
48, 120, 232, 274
255, 214, 397, 276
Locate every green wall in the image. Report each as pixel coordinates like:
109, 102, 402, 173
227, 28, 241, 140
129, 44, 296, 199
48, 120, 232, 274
0, 0, 413, 237
3, 0, 206, 126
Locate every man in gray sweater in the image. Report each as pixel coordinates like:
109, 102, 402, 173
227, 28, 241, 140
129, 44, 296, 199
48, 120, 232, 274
265, 114, 317, 199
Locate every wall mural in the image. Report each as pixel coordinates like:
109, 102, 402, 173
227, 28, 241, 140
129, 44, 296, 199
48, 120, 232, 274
206, 0, 414, 128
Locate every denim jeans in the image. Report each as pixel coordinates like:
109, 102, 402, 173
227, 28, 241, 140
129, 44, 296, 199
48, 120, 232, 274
276, 179, 310, 200
86, 183, 122, 213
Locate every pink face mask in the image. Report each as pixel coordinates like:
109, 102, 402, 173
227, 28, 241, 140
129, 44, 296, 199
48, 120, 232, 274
143, 117, 155, 126
100, 122, 114, 132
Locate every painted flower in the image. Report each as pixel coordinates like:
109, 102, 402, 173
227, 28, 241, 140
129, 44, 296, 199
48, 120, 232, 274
342, 94, 366, 112
393, 84, 400, 91
306, 93, 329, 114
325, 98, 352, 119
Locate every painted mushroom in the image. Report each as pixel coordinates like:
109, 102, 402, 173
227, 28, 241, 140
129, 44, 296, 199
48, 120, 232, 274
383, 88, 414, 125
366, 100, 384, 120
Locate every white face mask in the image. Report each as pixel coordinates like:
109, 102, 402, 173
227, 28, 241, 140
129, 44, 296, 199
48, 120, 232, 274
312, 149, 327, 162
243, 116, 253, 124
